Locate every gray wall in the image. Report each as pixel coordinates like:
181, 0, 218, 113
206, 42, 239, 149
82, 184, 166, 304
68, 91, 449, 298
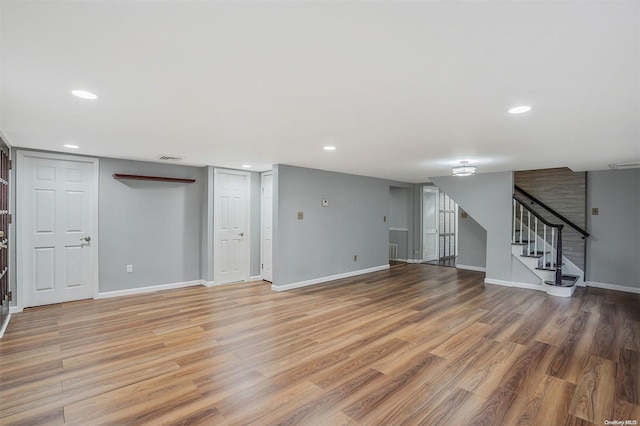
389, 186, 410, 260
272, 164, 391, 286
457, 210, 487, 269
389, 187, 409, 228
431, 172, 513, 281
201, 166, 214, 283
99, 158, 205, 292
586, 169, 640, 289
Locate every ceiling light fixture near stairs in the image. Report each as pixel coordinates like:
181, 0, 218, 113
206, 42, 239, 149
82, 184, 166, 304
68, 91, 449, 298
452, 161, 477, 177
608, 161, 640, 169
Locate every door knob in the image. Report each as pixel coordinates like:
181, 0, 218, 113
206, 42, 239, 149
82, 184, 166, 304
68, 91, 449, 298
80, 236, 91, 243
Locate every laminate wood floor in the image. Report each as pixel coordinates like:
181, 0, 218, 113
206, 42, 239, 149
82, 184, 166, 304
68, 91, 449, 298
1, 264, 639, 425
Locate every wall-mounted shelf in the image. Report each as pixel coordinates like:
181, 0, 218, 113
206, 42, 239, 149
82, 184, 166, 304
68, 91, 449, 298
113, 174, 196, 183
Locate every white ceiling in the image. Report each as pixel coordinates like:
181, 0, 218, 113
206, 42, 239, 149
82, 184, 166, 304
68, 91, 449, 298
1, 1, 638, 183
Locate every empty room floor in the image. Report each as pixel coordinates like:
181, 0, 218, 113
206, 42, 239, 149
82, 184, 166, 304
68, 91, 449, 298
1, 264, 639, 425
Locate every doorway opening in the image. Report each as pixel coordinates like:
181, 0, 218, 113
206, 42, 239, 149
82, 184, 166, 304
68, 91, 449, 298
422, 187, 458, 267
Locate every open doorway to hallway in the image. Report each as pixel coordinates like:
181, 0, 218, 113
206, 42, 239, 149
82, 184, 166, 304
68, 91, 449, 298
422, 187, 458, 268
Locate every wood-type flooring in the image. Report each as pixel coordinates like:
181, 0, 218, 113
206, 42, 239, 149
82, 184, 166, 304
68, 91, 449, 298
1, 264, 639, 425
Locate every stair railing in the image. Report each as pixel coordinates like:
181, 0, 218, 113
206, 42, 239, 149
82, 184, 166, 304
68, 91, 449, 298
514, 185, 589, 238
512, 195, 564, 285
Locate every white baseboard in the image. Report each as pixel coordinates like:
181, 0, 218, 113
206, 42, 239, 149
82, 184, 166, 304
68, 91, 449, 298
271, 264, 390, 292
96, 280, 204, 299
249, 275, 262, 282
405, 259, 422, 264
0, 313, 10, 339
203, 281, 215, 288
484, 278, 543, 292
586, 281, 640, 295
9, 306, 23, 314
456, 264, 486, 273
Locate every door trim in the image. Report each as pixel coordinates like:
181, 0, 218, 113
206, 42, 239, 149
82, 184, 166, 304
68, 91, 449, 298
16, 150, 99, 308
422, 186, 439, 262
260, 171, 273, 282
213, 168, 250, 285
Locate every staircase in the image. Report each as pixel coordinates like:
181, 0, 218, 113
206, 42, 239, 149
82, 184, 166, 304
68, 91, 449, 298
511, 193, 587, 297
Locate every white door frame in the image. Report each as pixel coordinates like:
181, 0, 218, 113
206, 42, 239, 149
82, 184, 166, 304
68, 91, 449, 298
213, 168, 251, 285
260, 171, 273, 282
422, 186, 439, 262
17, 150, 99, 308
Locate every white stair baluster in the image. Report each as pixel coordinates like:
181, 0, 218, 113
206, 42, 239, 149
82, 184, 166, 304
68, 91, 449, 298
543, 224, 547, 269
551, 227, 555, 268
512, 199, 516, 244
534, 218, 538, 256
527, 211, 531, 254
519, 203, 523, 244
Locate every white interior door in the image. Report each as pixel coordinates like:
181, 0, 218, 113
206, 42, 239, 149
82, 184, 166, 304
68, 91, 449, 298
261, 172, 273, 282
18, 151, 98, 307
214, 169, 249, 285
422, 187, 439, 261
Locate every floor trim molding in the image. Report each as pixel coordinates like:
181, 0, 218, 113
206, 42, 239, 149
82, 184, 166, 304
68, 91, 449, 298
96, 280, 204, 299
484, 278, 542, 291
586, 281, 640, 294
271, 264, 390, 292
456, 264, 487, 273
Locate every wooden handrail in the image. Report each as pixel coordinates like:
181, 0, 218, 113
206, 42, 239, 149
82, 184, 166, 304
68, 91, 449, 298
113, 174, 196, 183
513, 195, 563, 229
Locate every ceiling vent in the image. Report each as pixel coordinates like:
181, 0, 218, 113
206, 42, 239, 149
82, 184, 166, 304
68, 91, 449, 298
156, 155, 185, 162
608, 162, 640, 170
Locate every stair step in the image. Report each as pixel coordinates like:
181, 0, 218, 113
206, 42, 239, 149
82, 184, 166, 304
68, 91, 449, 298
522, 250, 550, 258
545, 274, 580, 287
537, 261, 564, 267
535, 265, 564, 271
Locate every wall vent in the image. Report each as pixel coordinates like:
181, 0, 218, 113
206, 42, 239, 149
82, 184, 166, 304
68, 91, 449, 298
157, 155, 185, 162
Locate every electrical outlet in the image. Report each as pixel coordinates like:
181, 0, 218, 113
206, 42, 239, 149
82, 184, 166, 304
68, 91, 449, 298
297, 212, 304, 220
126, 264, 133, 273
592, 208, 599, 215
354, 255, 357, 262
7, 291, 12, 301
322, 198, 329, 207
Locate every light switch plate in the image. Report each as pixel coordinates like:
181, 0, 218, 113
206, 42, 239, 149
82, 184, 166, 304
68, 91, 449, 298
297, 211, 304, 220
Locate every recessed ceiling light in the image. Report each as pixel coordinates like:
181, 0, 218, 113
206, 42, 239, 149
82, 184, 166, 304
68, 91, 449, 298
72, 90, 98, 100
508, 105, 532, 114
242, 164, 251, 168
64, 144, 79, 149
323, 146, 336, 151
